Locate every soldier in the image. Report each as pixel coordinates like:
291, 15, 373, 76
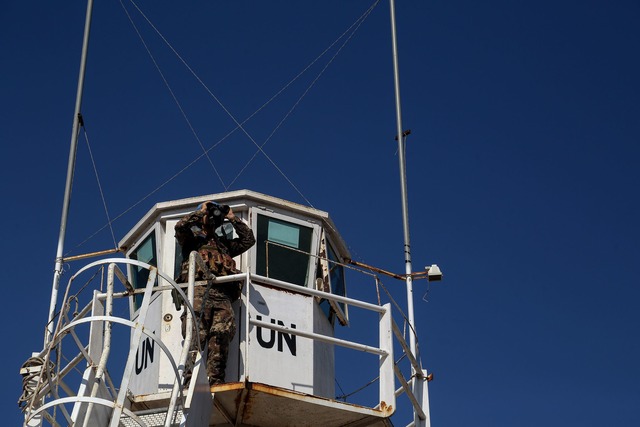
175, 201, 255, 386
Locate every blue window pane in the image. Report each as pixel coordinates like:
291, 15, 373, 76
256, 215, 312, 286
327, 243, 346, 314
130, 232, 157, 310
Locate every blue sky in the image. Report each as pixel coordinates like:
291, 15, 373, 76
2, 0, 639, 425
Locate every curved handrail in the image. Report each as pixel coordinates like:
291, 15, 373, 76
27, 396, 148, 427
26, 257, 207, 426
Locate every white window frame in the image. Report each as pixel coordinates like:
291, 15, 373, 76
318, 232, 349, 326
126, 224, 162, 316
250, 208, 321, 289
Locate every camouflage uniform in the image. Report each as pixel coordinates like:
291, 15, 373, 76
175, 209, 255, 386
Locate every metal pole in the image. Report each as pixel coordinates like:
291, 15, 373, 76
388, 1, 428, 425
46, 0, 95, 345
388, 0, 416, 359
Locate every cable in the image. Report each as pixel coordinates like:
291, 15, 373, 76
119, 0, 226, 189
228, 0, 382, 188
336, 353, 408, 402
64, 0, 381, 254
18, 357, 50, 410
80, 119, 118, 249
375, 277, 422, 363
336, 374, 379, 402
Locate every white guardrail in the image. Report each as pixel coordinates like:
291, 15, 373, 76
23, 253, 426, 426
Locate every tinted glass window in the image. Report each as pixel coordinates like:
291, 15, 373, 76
256, 214, 312, 286
129, 232, 157, 310
327, 242, 346, 313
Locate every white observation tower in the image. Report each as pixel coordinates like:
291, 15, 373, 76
20, 189, 432, 426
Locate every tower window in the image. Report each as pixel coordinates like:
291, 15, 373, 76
256, 214, 313, 287
129, 231, 157, 310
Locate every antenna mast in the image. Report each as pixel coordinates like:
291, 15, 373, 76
388, 1, 431, 425
46, 0, 95, 344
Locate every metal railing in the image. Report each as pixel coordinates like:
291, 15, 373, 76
23, 252, 428, 426
244, 271, 429, 420
22, 256, 202, 427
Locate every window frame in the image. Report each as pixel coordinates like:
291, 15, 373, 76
250, 208, 321, 289
126, 224, 162, 315
317, 231, 349, 326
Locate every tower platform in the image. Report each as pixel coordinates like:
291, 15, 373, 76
130, 380, 393, 427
